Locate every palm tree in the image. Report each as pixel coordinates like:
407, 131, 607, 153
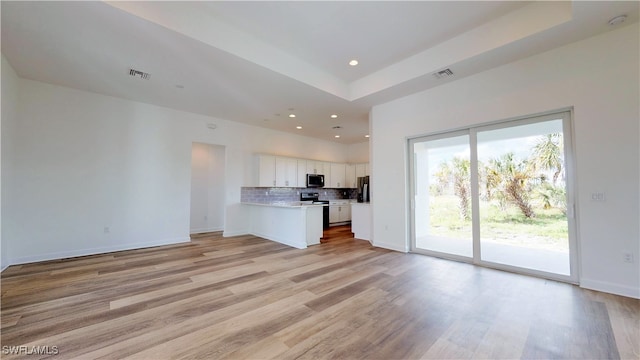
451, 157, 471, 220
532, 133, 563, 184
483, 162, 507, 211
432, 161, 451, 196
535, 182, 567, 213
487, 153, 535, 218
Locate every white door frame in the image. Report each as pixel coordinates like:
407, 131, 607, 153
408, 109, 578, 284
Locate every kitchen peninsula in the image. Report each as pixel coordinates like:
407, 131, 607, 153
351, 202, 371, 241
241, 202, 325, 249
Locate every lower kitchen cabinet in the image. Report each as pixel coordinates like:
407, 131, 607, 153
329, 201, 351, 224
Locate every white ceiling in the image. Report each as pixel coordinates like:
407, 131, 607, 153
2, 1, 638, 144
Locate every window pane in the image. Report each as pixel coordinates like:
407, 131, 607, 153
413, 134, 472, 257
476, 119, 570, 275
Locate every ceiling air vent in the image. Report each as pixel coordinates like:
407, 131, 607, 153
432, 68, 454, 79
129, 68, 151, 80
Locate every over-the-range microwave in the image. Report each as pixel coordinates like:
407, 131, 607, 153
306, 174, 324, 188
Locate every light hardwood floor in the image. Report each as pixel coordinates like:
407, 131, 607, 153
1, 226, 638, 359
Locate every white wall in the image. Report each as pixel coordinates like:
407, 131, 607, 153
346, 141, 370, 163
190, 142, 225, 233
370, 24, 639, 298
1, 55, 20, 271
2, 76, 348, 265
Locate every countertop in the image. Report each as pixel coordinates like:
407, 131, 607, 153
241, 201, 328, 208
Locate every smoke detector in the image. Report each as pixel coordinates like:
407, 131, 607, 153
432, 68, 454, 79
129, 68, 151, 80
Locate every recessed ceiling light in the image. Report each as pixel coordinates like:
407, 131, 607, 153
289, 114, 296, 118
365, 135, 370, 138
334, 135, 340, 138
296, 126, 302, 129
608, 15, 627, 26
349, 60, 359, 66
330, 114, 338, 119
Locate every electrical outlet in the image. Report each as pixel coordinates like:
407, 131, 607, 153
104, 226, 110, 234
623, 252, 634, 263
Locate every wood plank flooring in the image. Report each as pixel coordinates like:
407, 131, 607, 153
1, 226, 638, 359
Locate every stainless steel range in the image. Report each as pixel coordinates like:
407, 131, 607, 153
300, 192, 329, 229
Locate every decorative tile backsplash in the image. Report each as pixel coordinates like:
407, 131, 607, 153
241, 187, 357, 203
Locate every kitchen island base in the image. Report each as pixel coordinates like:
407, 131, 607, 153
351, 202, 371, 241
242, 203, 324, 249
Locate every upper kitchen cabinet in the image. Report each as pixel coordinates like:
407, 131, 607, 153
355, 163, 367, 179
346, 164, 357, 188
296, 159, 307, 188
329, 163, 346, 188
256, 155, 297, 187
306, 161, 319, 174
306, 161, 331, 178
275, 157, 297, 187
257, 154, 277, 187
255, 154, 365, 188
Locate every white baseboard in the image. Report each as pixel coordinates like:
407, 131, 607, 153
8, 237, 191, 266
1, 264, 8, 273
190, 226, 224, 234
372, 240, 408, 253
580, 278, 640, 299
222, 230, 249, 237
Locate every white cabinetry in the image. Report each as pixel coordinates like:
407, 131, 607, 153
256, 154, 368, 188
258, 155, 277, 187
257, 155, 297, 187
306, 161, 321, 174
306, 161, 331, 178
355, 163, 367, 179
297, 159, 307, 188
329, 163, 346, 188
275, 157, 297, 187
329, 200, 351, 224
345, 164, 357, 188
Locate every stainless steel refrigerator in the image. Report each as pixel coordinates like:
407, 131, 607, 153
357, 176, 370, 203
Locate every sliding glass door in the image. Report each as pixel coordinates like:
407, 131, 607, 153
475, 117, 574, 276
411, 133, 472, 259
410, 111, 576, 281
